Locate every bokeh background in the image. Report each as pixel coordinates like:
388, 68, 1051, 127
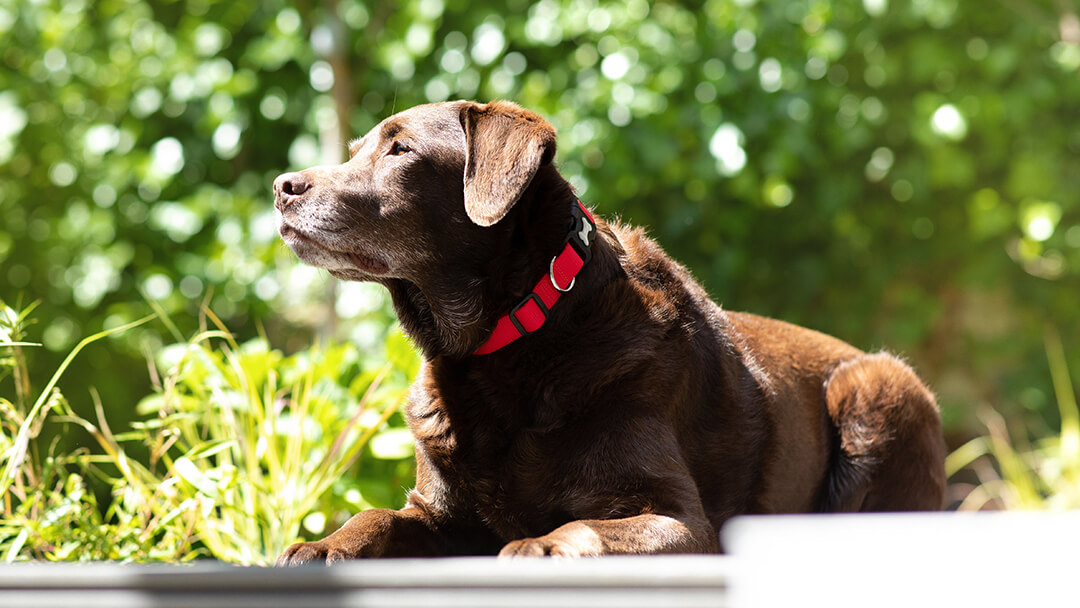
2, 0, 1078, 512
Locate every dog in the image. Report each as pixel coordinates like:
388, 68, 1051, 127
273, 100, 946, 563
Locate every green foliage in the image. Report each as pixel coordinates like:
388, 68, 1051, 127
0, 0, 1078, 547
948, 329, 1080, 510
2, 0, 1077, 442
0, 301, 418, 564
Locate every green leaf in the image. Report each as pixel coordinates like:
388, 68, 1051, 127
173, 457, 220, 499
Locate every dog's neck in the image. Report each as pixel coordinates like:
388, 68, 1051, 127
471, 199, 595, 355
383, 169, 622, 360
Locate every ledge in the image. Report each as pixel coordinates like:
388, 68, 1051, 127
0, 555, 730, 608
3, 512, 1078, 608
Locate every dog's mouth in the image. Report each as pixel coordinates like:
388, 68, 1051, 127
343, 250, 390, 275
280, 223, 390, 276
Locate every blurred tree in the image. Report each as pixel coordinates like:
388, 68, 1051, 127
1, 0, 1078, 441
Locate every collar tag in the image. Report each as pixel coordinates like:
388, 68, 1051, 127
567, 202, 595, 265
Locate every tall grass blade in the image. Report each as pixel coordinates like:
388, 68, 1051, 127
0, 315, 155, 499
1044, 327, 1078, 468
945, 436, 990, 478
978, 406, 1041, 508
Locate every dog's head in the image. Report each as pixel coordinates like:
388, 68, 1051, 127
273, 101, 558, 284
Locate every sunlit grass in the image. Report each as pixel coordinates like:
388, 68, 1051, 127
0, 300, 418, 563
947, 328, 1080, 510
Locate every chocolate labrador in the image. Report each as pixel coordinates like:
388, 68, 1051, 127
273, 100, 945, 563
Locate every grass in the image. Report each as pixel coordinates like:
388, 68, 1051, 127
947, 328, 1080, 510
0, 299, 419, 564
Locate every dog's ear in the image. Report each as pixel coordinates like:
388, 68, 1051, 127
459, 101, 556, 227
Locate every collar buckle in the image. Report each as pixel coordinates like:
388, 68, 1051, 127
509, 292, 548, 336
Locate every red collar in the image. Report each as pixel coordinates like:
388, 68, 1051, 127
473, 201, 597, 355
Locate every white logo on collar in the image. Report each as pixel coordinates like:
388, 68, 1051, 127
577, 220, 593, 247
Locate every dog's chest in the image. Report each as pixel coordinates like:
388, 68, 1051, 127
407, 387, 588, 538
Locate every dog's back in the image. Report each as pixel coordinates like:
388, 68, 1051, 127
607, 223, 945, 527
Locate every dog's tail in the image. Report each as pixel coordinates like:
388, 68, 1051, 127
816, 352, 946, 512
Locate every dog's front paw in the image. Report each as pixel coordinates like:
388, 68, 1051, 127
499, 536, 584, 558
276, 540, 350, 566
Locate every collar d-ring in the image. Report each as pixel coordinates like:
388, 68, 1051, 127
549, 255, 575, 292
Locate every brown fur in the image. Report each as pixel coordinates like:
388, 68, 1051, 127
272, 101, 946, 564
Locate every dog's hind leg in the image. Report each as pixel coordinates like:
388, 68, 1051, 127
816, 353, 946, 512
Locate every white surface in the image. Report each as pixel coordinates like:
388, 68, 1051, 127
723, 512, 1080, 608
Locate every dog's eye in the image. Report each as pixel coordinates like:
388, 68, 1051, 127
388, 141, 409, 156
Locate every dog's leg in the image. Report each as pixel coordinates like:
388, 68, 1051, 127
498, 513, 717, 557
276, 506, 492, 565
818, 352, 946, 512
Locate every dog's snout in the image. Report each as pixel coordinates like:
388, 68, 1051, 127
274, 172, 312, 210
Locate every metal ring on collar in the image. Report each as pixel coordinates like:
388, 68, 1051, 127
549, 256, 575, 293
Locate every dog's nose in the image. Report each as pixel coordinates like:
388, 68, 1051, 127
274, 172, 312, 210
